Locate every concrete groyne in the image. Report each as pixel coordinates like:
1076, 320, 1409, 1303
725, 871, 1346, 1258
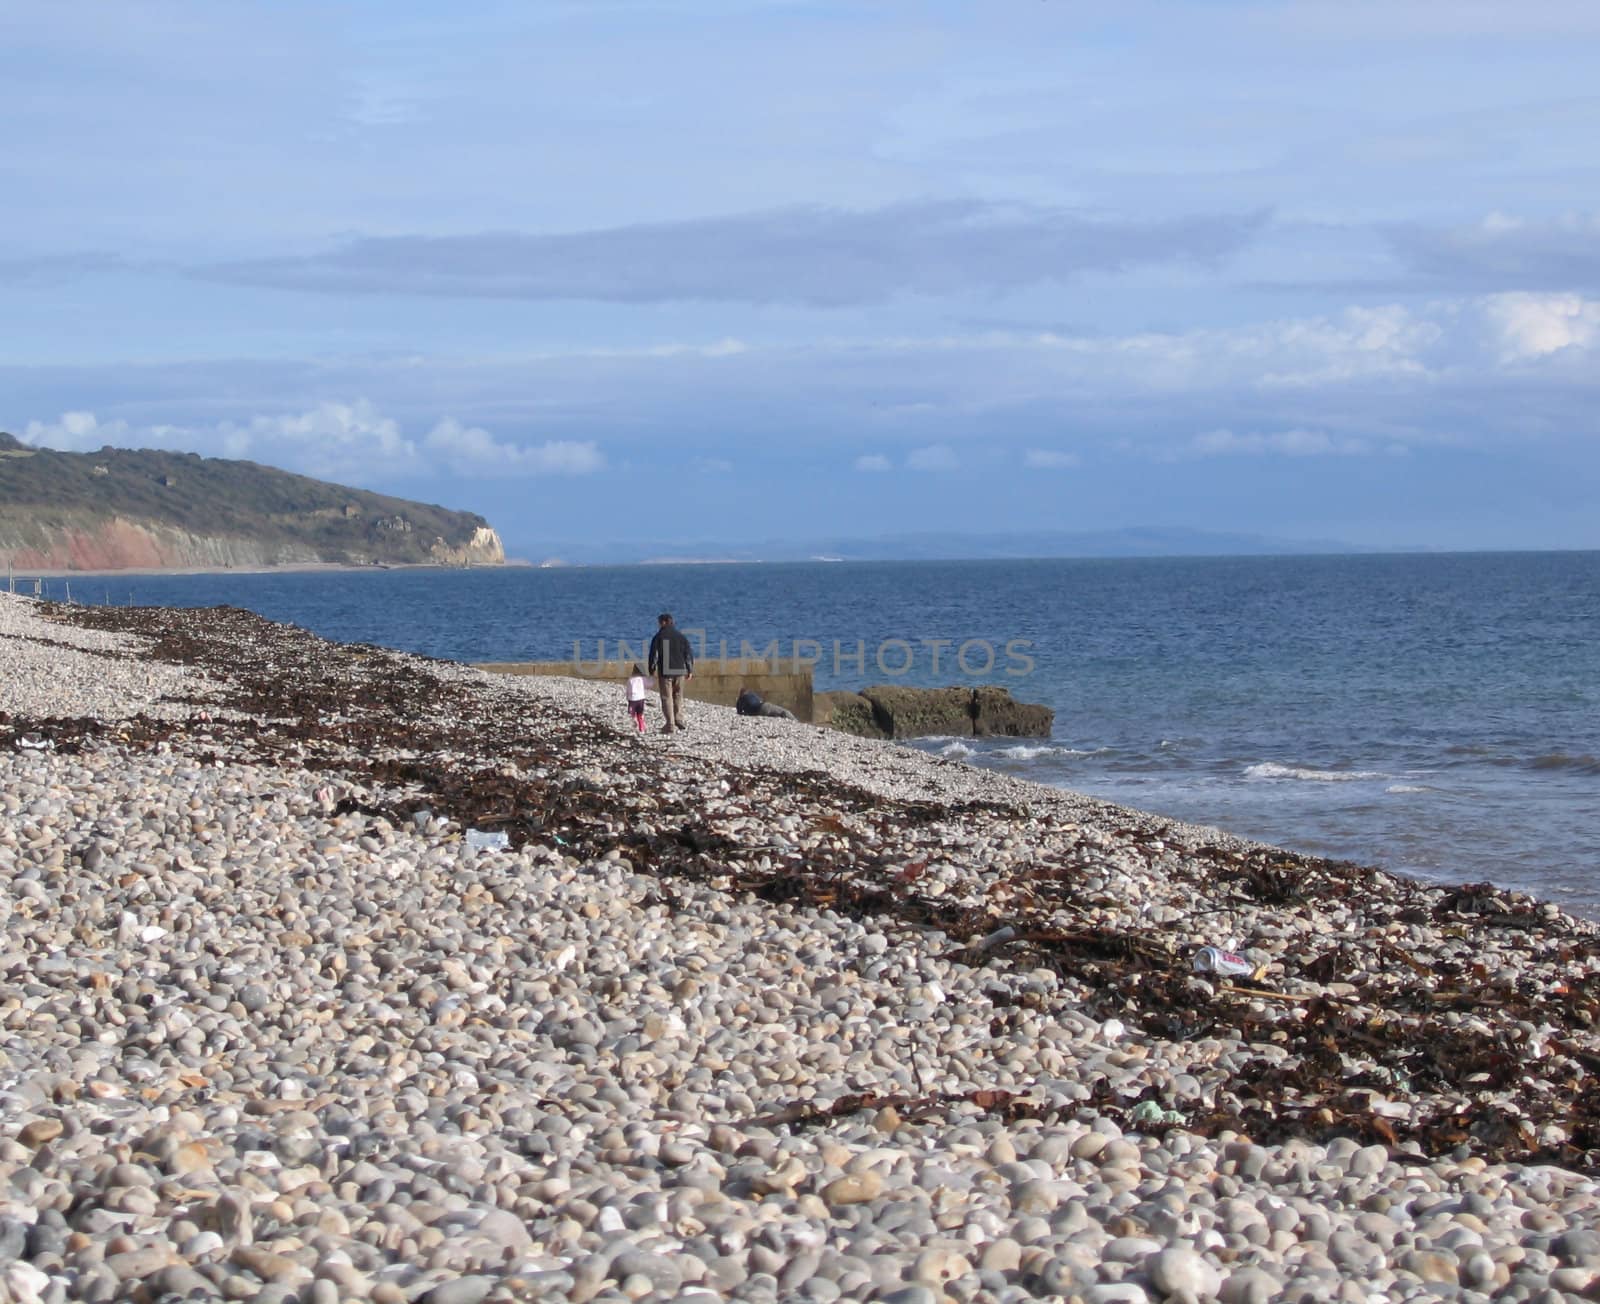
475, 660, 1053, 738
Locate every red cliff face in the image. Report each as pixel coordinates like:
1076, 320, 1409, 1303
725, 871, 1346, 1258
1, 515, 507, 571
2, 518, 320, 571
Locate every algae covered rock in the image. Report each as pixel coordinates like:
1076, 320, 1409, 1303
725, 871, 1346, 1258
814, 690, 884, 738
972, 685, 1055, 737
861, 684, 975, 739
819, 684, 1054, 740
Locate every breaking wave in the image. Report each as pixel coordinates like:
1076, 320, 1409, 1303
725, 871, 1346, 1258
1244, 762, 1387, 783
990, 743, 1108, 760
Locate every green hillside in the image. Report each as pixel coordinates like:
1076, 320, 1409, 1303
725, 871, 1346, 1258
0, 432, 502, 567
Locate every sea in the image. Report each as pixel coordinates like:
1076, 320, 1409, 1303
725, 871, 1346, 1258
27, 551, 1600, 917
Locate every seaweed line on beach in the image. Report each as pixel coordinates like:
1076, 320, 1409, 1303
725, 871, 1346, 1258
16, 598, 1600, 1176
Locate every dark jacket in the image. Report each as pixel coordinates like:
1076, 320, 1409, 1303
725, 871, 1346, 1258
737, 689, 796, 721
648, 625, 695, 676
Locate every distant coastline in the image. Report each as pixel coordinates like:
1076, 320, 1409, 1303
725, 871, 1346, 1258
6, 560, 503, 582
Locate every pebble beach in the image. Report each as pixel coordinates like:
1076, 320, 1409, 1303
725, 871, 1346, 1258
5, 591, 1600, 1304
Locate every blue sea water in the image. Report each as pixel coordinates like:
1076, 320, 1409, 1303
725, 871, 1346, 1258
33, 552, 1600, 916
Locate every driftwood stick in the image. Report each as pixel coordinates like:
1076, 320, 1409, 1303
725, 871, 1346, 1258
1218, 983, 1318, 1004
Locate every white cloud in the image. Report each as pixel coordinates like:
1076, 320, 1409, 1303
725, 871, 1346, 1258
214, 400, 418, 478
1190, 428, 1373, 456
22, 410, 131, 451
1482, 292, 1600, 362
1024, 448, 1079, 469
16, 400, 605, 483
854, 453, 892, 472
907, 444, 959, 472
424, 418, 604, 475
1246, 305, 1444, 388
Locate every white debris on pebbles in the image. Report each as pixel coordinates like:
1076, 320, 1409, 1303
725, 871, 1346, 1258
3, 590, 1600, 1304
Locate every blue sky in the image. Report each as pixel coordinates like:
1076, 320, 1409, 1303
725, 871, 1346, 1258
5, 0, 1600, 555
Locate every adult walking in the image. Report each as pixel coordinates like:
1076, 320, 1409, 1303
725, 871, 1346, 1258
647, 611, 695, 733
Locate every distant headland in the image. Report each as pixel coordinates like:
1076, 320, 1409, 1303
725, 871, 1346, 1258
0, 432, 504, 572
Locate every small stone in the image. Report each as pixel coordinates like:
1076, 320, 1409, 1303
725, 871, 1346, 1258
182, 1231, 225, 1259
609, 1251, 682, 1293
154, 1265, 218, 1298
1149, 1247, 1221, 1300
306, 1279, 340, 1304
105, 1247, 177, 1280
821, 1172, 883, 1205
230, 1246, 311, 1284
1012, 1179, 1059, 1215
17, 1120, 63, 1148
0, 1218, 27, 1264
1460, 1251, 1497, 1290
216, 1193, 253, 1246
421, 1277, 494, 1304
1348, 1145, 1389, 1178
6, 1262, 51, 1304
1083, 1283, 1150, 1304
170, 1143, 212, 1175
1071, 1132, 1111, 1161
912, 1246, 970, 1284
1554, 1230, 1600, 1264
1552, 1267, 1597, 1293
1218, 1268, 1280, 1304
1397, 1249, 1458, 1285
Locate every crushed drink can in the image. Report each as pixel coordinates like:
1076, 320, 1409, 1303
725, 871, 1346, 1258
1192, 945, 1254, 977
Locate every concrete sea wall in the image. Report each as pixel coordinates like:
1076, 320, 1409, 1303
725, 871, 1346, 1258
476, 659, 815, 722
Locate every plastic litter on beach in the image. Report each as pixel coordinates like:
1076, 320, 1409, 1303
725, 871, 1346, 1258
1192, 945, 1256, 977
1130, 1099, 1186, 1126
464, 828, 510, 851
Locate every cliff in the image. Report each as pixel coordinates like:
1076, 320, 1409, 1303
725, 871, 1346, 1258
0, 432, 504, 571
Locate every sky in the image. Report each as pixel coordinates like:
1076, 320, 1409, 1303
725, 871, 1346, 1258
4, 0, 1600, 556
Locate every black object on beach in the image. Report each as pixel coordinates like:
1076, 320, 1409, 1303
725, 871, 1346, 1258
737, 688, 797, 721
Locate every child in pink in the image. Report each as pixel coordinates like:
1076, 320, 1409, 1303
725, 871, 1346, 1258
625, 664, 648, 733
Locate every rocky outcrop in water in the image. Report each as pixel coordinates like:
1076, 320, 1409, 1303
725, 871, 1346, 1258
816, 683, 1054, 739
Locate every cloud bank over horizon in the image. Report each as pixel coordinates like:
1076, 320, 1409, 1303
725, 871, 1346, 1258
198, 202, 1270, 306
